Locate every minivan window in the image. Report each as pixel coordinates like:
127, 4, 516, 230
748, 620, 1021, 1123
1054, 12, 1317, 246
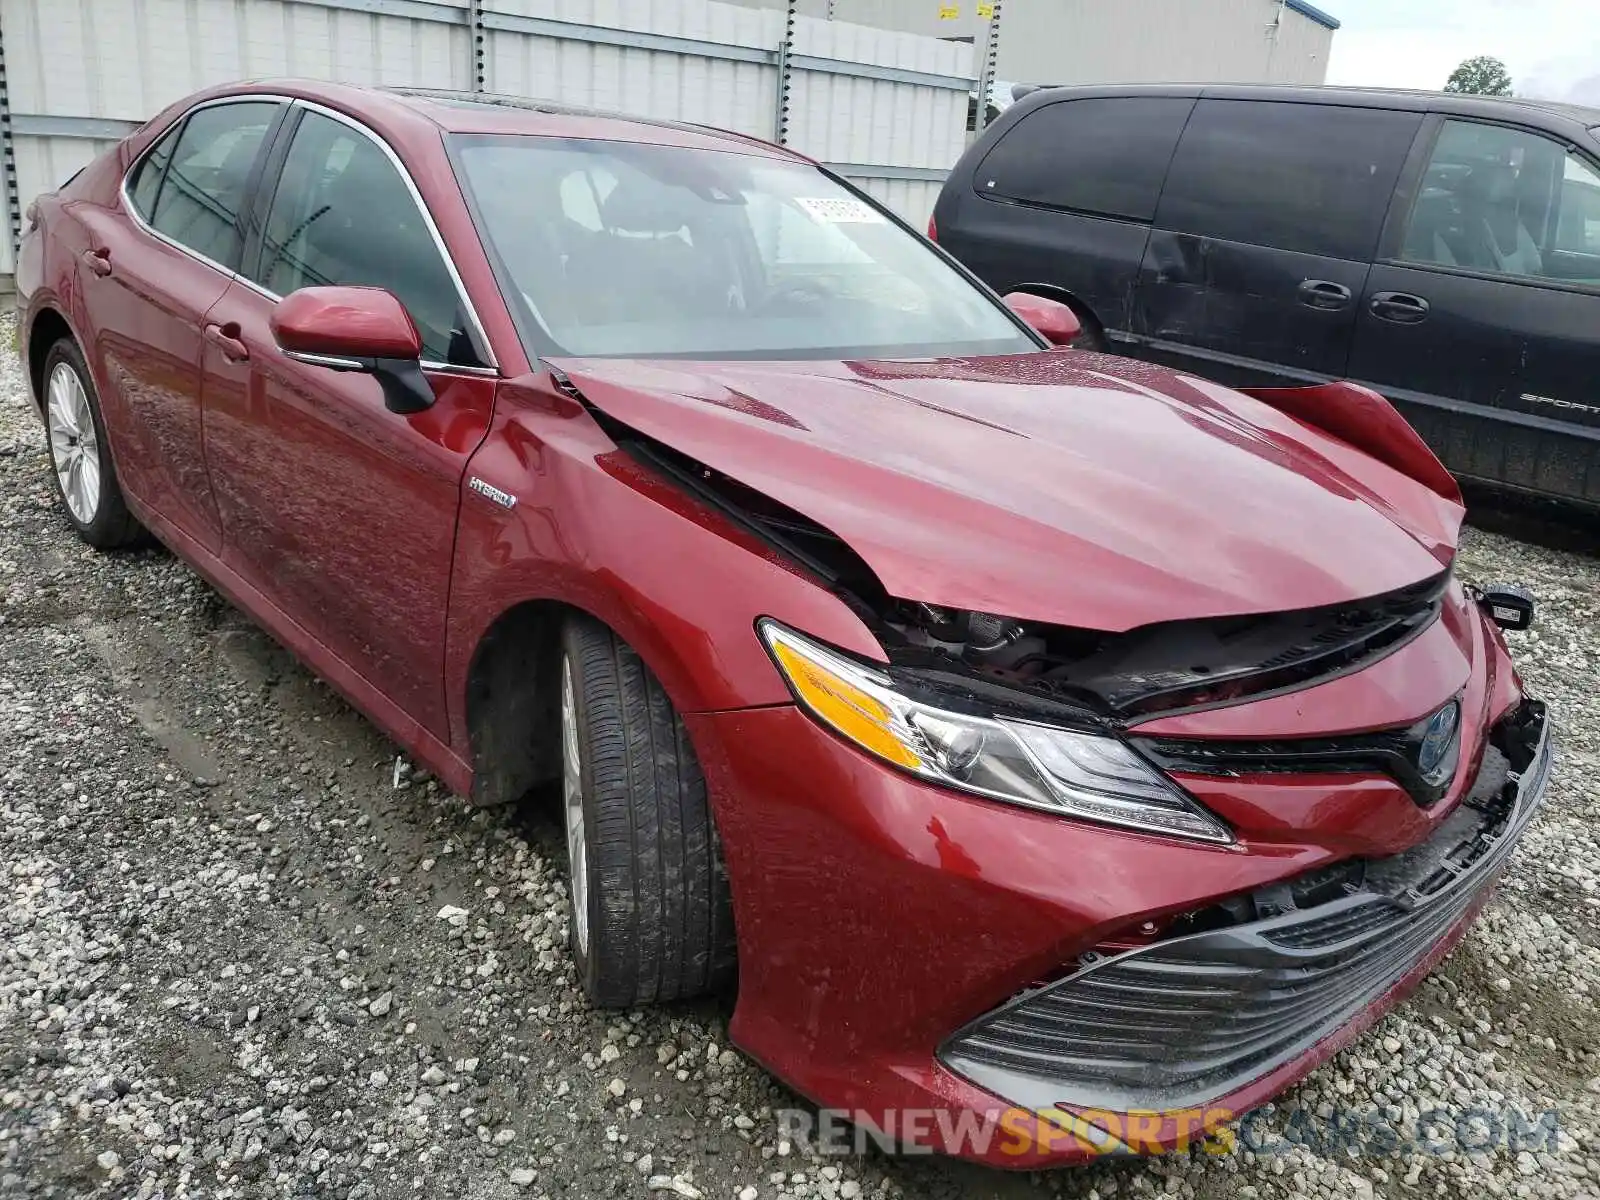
145, 102, 279, 267
975, 97, 1195, 221
1557, 154, 1600, 258
1403, 119, 1600, 284
1156, 100, 1420, 261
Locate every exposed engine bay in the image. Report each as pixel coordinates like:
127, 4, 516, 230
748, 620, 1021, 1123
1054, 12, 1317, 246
877, 575, 1447, 720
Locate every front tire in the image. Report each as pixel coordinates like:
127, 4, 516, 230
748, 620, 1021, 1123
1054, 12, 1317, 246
42, 337, 142, 549
561, 614, 737, 1006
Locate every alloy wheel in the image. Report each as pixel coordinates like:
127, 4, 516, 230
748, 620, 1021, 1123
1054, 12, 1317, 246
561, 655, 591, 956
45, 362, 101, 525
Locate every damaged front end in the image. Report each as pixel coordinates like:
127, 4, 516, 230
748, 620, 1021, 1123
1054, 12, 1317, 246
567, 364, 1458, 728
939, 699, 1551, 1116
545, 353, 1554, 1158
566, 366, 1492, 851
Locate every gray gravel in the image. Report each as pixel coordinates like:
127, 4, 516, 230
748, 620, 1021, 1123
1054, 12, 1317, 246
2, 313, 1599, 1200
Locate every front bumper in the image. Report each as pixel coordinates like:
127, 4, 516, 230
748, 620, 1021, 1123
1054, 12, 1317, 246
688, 611, 1548, 1168
941, 701, 1550, 1120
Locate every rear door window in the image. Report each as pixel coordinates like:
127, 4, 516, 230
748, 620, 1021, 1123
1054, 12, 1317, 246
976, 97, 1195, 221
143, 101, 281, 268
1155, 99, 1421, 260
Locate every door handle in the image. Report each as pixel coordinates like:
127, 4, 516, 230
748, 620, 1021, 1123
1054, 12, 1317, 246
1370, 291, 1430, 324
204, 322, 250, 363
1296, 279, 1353, 311
81, 247, 112, 277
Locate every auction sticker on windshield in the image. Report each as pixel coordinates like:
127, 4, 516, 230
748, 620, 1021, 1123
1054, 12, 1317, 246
797, 196, 885, 223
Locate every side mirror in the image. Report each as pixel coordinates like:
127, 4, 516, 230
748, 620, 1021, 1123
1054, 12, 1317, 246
270, 285, 435, 414
1002, 291, 1082, 347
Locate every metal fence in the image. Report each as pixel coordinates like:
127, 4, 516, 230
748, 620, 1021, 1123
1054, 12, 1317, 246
0, 0, 976, 274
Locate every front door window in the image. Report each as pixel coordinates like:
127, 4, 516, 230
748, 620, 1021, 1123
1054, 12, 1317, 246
1401, 119, 1600, 286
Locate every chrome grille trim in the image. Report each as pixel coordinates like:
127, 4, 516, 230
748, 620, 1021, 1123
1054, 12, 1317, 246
940, 706, 1552, 1114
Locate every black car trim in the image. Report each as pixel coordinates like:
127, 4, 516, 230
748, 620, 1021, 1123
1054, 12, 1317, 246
1136, 697, 1466, 807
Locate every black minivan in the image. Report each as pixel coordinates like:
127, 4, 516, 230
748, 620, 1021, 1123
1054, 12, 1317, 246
932, 85, 1600, 511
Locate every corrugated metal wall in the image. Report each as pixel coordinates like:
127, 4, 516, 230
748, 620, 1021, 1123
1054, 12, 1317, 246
0, 0, 973, 272
802, 0, 1336, 89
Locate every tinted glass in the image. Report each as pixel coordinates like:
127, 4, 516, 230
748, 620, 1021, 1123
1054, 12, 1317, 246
253, 110, 472, 364
455, 136, 1035, 359
148, 102, 279, 266
127, 125, 180, 220
976, 97, 1195, 221
1403, 120, 1600, 284
1157, 100, 1420, 260
1557, 154, 1600, 257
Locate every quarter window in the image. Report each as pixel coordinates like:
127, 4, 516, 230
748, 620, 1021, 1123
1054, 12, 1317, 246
127, 126, 179, 221
1156, 100, 1421, 261
976, 97, 1195, 222
252, 110, 476, 364
1402, 119, 1600, 284
142, 102, 280, 267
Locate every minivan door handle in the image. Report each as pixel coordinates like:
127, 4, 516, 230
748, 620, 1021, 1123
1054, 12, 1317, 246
1370, 291, 1430, 324
1296, 279, 1353, 311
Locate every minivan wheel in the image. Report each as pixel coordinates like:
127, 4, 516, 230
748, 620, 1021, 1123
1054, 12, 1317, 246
560, 614, 737, 1006
42, 338, 142, 549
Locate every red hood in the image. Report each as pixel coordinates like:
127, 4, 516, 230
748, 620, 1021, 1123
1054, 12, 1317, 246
553, 352, 1464, 632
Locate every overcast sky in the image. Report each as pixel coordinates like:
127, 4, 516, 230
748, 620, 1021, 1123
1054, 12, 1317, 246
1324, 0, 1598, 103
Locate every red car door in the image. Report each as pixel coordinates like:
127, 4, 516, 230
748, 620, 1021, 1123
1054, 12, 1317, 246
199, 104, 497, 741
73, 99, 286, 553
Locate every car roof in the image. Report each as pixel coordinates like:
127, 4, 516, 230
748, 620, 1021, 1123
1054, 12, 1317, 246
181, 79, 804, 161
1009, 82, 1600, 138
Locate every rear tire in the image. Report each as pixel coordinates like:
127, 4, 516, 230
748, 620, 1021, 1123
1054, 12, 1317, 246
41, 337, 143, 549
561, 614, 737, 1006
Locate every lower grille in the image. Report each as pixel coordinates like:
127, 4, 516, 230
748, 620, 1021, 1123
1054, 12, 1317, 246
940, 702, 1551, 1114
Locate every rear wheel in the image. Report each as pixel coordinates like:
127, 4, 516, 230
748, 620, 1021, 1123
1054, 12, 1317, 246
42, 338, 142, 549
560, 614, 737, 1006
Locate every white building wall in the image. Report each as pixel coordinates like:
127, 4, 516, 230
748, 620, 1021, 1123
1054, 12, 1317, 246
0, 0, 975, 273
742, 0, 1337, 89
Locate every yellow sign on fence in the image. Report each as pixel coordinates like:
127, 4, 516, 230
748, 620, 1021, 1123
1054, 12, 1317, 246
938, 3, 959, 18
976, 1, 994, 17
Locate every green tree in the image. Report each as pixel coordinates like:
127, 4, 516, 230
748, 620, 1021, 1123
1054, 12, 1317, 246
1444, 56, 1513, 96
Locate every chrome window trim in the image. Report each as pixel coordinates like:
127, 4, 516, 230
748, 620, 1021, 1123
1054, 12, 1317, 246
285, 98, 499, 371
283, 349, 366, 371
116, 91, 502, 379
117, 93, 290, 285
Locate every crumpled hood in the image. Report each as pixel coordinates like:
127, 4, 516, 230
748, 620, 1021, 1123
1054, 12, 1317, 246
552, 352, 1464, 632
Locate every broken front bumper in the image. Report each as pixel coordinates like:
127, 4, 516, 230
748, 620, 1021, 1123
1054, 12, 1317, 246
940, 701, 1551, 1120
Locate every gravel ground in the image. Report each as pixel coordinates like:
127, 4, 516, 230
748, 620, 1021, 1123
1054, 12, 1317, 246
2, 315, 1599, 1200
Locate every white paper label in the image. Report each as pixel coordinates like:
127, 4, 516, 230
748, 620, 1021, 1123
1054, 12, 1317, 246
796, 196, 885, 224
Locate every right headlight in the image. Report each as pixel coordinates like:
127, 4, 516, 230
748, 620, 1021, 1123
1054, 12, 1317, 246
759, 620, 1233, 845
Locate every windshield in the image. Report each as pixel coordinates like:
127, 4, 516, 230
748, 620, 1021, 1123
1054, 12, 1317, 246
452, 135, 1037, 359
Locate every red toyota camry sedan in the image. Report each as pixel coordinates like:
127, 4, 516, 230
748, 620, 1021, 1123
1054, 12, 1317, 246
18, 80, 1551, 1165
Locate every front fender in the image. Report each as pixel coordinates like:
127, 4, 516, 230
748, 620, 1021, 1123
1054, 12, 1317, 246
442, 377, 886, 755
1238, 380, 1462, 505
